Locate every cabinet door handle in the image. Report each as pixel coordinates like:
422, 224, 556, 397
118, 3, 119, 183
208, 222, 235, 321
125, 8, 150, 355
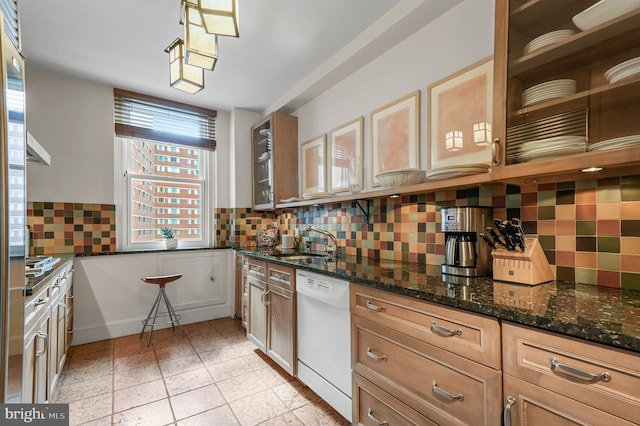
503, 396, 516, 426
262, 290, 270, 306
35, 332, 48, 357
365, 300, 386, 312
367, 408, 388, 425
366, 347, 387, 361
432, 380, 464, 401
549, 357, 611, 383
491, 137, 501, 166
67, 295, 74, 300
430, 321, 462, 337
34, 297, 48, 307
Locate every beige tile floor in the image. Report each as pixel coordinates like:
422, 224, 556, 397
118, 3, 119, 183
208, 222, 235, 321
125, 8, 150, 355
53, 317, 350, 426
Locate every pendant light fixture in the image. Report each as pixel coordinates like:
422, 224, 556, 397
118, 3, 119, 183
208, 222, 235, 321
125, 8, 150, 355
184, 1, 218, 70
198, 0, 239, 38
165, 38, 205, 94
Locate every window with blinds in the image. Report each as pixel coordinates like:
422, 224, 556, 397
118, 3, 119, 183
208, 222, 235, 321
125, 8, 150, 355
114, 89, 215, 249
0, 0, 19, 49
114, 88, 217, 150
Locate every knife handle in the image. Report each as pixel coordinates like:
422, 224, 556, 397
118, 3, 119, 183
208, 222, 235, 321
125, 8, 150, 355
480, 233, 496, 249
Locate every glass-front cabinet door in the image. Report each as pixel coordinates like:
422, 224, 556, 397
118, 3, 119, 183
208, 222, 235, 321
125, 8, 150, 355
492, 0, 640, 180
251, 112, 298, 210
252, 118, 273, 208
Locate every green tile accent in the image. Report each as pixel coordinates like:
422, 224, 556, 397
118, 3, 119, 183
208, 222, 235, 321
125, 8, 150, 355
557, 181, 575, 190
576, 221, 596, 236
538, 190, 556, 206
576, 179, 597, 188
597, 253, 620, 271
621, 220, 640, 237
575, 268, 597, 285
576, 237, 596, 252
597, 186, 621, 203
621, 272, 640, 291
597, 237, 620, 253
538, 206, 555, 220
556, 189, 575, 205
538, 235, 555, 250
506, 194, 521, 208
620, 183, 640, 201
621, 174, 640, 186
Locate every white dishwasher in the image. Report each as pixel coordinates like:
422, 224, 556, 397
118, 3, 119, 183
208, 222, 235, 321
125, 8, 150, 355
296, 269, 352, 422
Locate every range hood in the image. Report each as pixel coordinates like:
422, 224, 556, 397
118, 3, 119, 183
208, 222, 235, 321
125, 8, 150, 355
26, 131, 51, 166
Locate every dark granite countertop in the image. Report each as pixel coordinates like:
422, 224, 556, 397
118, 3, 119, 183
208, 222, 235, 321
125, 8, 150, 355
25, 254, 75, 297
76, 246, 229, 257
239, 248, 640, 354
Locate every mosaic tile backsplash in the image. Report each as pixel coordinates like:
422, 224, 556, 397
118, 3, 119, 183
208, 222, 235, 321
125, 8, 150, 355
27, 202, 116, 255
28, 174, 640, 289
229, 175, 640, 290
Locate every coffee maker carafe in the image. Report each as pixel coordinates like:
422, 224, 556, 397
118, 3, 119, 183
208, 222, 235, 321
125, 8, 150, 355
441, 207, 492, 277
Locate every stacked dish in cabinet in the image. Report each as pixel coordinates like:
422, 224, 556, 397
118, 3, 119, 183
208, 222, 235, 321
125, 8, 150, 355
496, 0, 640, 170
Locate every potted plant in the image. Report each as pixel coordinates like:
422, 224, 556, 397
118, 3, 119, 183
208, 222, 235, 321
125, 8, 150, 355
160, 227, 178, 250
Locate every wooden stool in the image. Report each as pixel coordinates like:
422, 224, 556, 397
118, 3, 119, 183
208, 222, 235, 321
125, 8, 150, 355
139, 274, 185, 345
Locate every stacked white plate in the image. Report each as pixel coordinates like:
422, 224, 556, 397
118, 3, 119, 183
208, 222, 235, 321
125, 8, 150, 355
523, 29, 576, 55
508, 135, 587, 163
604, 56, 640, 83
426, 163, 490, 181
302, 191, 335, 200
572, 0, 640, 31
522, 79, 577, 107
588, 134, 640, 151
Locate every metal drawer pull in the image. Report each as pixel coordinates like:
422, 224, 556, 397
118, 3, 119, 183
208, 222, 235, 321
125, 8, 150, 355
34, 297, 48, 306
430, 321, 462, 337
365, 300, 386, 312
35, 332, 48, 357
549, 357, 611, 382
432, 380, 464, 401
492, 137, 501, 166
503, 396, 516, 426
366, 348, 387, 361
367, 408, 388, 425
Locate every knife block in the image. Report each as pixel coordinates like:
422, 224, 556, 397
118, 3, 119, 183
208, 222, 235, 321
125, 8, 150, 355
491, 238, 554, 285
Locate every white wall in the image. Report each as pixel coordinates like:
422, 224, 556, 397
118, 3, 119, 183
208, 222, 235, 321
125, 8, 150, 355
73, 250, 233, 345
293, 0, 495, 189
25, 68, 115, 204
229, 108, 260, 208
24, 67, 233, 208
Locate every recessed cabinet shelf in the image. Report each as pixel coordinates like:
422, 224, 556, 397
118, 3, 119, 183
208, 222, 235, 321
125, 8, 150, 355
492, 0, 640, 182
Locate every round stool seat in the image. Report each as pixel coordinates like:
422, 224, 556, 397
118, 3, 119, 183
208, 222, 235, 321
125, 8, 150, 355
142, 274, 183, 286
139, 273, 185, 345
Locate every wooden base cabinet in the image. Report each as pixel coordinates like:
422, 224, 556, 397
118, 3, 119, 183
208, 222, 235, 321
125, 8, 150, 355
246, 259, 296, 375
350, 284, 502, 425
502, 322, 640, 425
22, 258, 74, 403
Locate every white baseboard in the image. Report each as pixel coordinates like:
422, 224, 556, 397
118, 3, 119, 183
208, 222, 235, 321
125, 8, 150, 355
72, 303, 234, 345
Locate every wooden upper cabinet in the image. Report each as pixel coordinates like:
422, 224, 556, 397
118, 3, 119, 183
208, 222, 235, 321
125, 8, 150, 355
251, 112, 298, 210
491, 0, 640, 181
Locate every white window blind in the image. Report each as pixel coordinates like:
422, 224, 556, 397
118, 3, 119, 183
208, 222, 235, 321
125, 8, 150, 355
0, 0, 19, 49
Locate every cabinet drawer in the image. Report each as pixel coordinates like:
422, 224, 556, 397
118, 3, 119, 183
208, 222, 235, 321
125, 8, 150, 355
247, 259, 267, 281
353, 373, 437, 426
503, 322, 640, 424
503, 374, 636, 426
267, 263, 295, 291
24, 286, 51, 334
352, 316, 502, 426
350, 284, 501, 369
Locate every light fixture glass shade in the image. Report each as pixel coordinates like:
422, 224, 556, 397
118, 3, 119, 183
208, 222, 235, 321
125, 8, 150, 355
445, 130, 463, 151
198, 0, 239, 37
473, 122, 491, 146
185, 3, 218, 70
165, 38, 204, 94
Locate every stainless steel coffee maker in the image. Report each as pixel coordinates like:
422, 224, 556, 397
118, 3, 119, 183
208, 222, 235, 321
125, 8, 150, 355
441, 207, 492, 277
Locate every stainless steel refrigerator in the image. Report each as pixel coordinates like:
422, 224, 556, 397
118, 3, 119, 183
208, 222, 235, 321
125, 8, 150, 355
0, 24, 26, 403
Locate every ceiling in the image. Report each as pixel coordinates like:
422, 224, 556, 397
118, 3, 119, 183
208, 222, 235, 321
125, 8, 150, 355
18, 0, 459, 114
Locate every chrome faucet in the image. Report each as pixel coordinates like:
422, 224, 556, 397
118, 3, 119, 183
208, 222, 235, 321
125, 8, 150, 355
307, 225, 337, 254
